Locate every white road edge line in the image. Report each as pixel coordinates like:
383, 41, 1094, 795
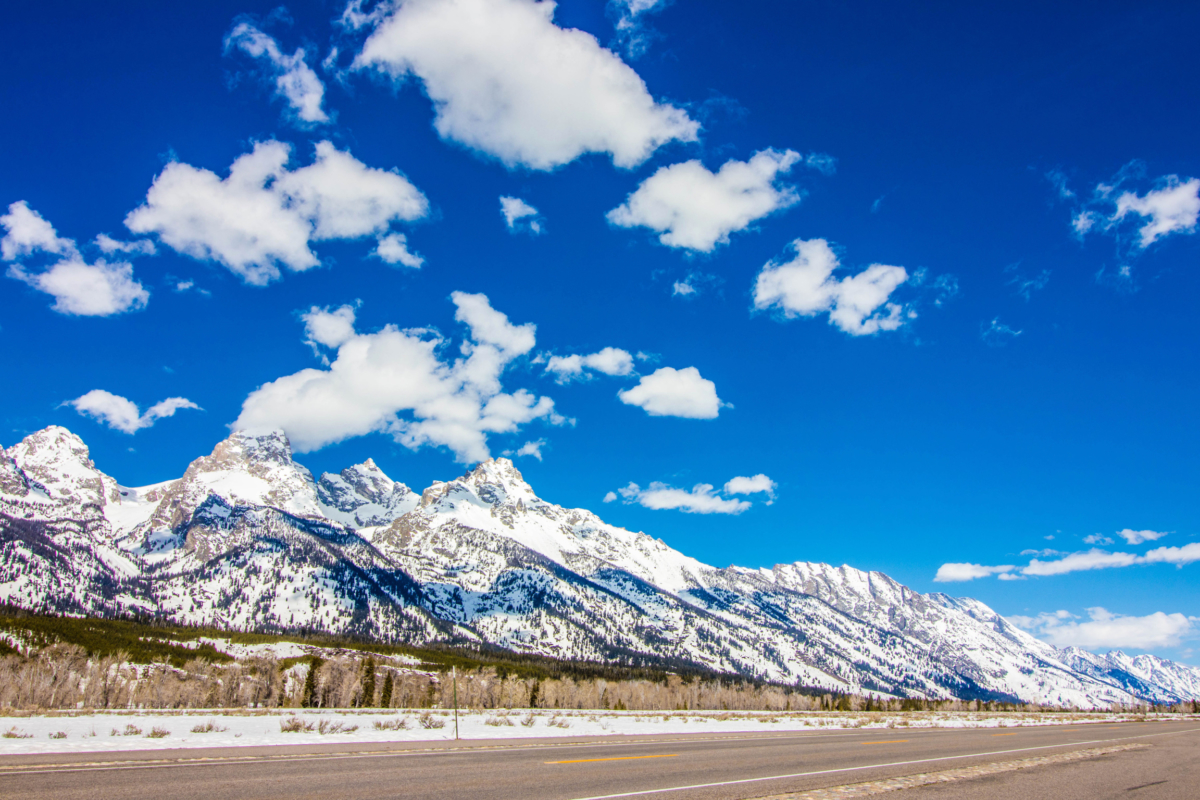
566, 726, 1200, 800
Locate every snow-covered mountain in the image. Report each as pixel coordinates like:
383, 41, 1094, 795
2, 425, 1197, 707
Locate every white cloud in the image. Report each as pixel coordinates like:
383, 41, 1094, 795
1141, 542, 1200, 567
2, 202, 150, 317
616, 481, 751, 515
1012, 608, 1196, 651
9, 258, 149, 317
981, 317, 1022, 346
374, 232, 424, 268
235, 292, 556, 462
672, 281, 695, 296
66, 390, 200, 434
544, 347, 635, 383
500, 196, 542, 234
1082, 534, 1113, 545
126, 140, 428, 285
513, 439, 545, 460
1072, 210, 1098, 237
351, 0, 697, 170
724, 474, 776, 501
933, 563, 1016, 583
226, 22, 329, 124
607, 149, 801, 252
618, 366, 721, 419
1111, 176, 1200, 248
94, 234, 156, 256
753, 238, 909, 336
603, 491, 618, 503
0, 201, 76, 260
1117, 528, 1167, 545
302, 303, 359, 352
1022, 549, 1140, 576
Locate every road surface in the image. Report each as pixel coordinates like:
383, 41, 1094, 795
1, 719, 1196, 799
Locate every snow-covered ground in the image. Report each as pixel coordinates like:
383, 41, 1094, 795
0, 709, 1186, 755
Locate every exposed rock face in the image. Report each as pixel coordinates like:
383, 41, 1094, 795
317, 459, 418, 528
2, 425, 1198, 707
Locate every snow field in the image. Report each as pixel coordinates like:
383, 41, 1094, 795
1, 709, 1186, 755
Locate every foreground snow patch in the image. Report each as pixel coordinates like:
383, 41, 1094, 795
0, 709, 1176, 755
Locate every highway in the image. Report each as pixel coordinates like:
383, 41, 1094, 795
0, 720, 1195, 800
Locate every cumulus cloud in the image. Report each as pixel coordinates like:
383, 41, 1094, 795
1141, 542, 1200, 567
615, 481, 751, 515
1010, 608, 1196, 651
607, 149, 801, 252
9, 258, 149, 317
1117, 528, 1168, 545
1, 201, 77, 260
1111, 177, 1200, 247
373, 232, 424, 268
753, 238, 909, 336
618, 366, 721, 419
500, 196, 542, 234
544, 347, 635, 383
1082, 534, 1113, 545
933, 563, 1016, 583
1022, 549, 1140, 576
2, 202, 149, 317
672, 281, 695, 297
66, 390, 200, 434
235, 292, 557, 463
513, 439, 545, 460
94, 234, 156, 256
1061, 164, 1199, 252
724, 474, 776, 502
350, 0, 697, 170
226, 22, 329, 124
125, 140, 428, 285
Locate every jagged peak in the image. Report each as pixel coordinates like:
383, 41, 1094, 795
218, 427, 295, 463
10, 425, 93, 463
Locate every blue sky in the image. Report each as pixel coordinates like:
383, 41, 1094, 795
2, 0, 1198, 662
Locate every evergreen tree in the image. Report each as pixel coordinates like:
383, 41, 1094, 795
380, 672, 394, 709
300, 657, 323, 708
361, 657, 377, 707
528, 679, 540, 708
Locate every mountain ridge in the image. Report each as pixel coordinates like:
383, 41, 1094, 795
2, 425, 1198, 707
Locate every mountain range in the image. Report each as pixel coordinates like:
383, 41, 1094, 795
2, 425, 1197, 708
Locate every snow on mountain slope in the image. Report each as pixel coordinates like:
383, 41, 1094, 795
317, 459, 418, 527
1, 425, 1196, 707
140, 429, 322, 536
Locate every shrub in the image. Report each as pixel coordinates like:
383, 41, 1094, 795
520, 713, 536, 727
280, 716, 314, 733
49, 731, 68, 739
485, 715, 514, 727
373, 717, 409, 731
191, 720, 229, 733
418, 712, 445, 729
146, 727, 170, 739
122, 724, 143, 736
2, 727, 33, 739
316, 719, 357, 735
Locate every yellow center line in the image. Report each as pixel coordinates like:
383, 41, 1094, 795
859, 740, 909, 745
546, 755, 679, 765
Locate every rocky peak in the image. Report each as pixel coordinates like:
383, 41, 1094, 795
460, 457, 538, 507
317, 458, 417, 527
6, 426, 120, 509
145, 428, 322, 532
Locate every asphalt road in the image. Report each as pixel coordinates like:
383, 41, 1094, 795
1, 720, 1196, 800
